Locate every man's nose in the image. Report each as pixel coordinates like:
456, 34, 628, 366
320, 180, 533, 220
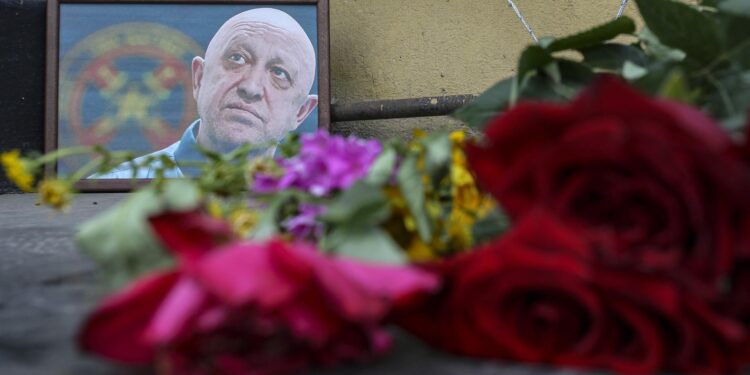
236, 67, 264, 103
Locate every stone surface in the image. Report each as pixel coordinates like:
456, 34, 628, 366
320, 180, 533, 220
0, 193, 611, 375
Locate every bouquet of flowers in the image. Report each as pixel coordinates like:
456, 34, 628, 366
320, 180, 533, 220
4, 0, 750, 374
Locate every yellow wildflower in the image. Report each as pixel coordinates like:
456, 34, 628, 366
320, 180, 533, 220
206, 197, 224, 219
446, 129, 496, 249
381, 130, 497, 261
405, 237, 438, 262
1, 150, 35, 192
228, 208, 259, 238
37, 179, 73, 211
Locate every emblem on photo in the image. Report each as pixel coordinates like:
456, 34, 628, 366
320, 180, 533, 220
58, 23, 203, 173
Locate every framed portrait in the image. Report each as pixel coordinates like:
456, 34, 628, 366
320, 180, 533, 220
45, 0, 330, 191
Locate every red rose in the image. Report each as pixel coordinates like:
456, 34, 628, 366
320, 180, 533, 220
79, 211, 438, 375
395, 213, 747, 374
466, 77, 750, 288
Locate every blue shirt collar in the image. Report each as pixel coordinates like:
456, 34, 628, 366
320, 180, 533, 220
174, 119, 204, 177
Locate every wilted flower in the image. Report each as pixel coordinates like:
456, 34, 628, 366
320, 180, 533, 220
37, 178, 73, 210
1, 150, 35, 192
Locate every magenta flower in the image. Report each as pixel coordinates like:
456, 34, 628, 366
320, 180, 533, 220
78, 210, 438, 375
254, 131, 382, 196
283, 203, 327, 240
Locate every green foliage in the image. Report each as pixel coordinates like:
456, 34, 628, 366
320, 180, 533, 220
365, 147, 397, 186
545, 17, 637, 52
75, 179, 201, 287
396, 155, 432, 242
453, 77, 513, 129
321, 181, 391, 228
322, 227, 406, 265
636, 0, 722, 66
250, 191, 298, 240
471, 207, 511, 246
455, 0, 750, 132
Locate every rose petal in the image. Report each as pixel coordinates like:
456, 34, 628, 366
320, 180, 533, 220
149, 210, 234, 264
78, 271, 179, 364
195, 241, 311, 308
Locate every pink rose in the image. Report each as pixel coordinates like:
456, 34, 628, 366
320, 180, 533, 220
79, 211, 438, 374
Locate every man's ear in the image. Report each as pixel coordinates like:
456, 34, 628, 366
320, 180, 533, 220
191, 56, 205, 101
295, 94, 319, 126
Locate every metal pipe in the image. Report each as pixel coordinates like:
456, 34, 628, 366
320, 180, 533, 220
331, 94, 477, 122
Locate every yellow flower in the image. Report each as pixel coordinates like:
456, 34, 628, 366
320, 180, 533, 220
405, 237, 439, 262
1, 150, 35, 192
446, 129, 496, 249
37, 179, 73, 211
228, 208, 259, 238
381, 129, 497, 261
449, 129, 466, 144
206, 197, 224, 219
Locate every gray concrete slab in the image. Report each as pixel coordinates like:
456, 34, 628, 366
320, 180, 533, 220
0, 193, 607, 374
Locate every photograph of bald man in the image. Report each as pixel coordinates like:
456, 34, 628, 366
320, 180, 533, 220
95, 8, 318, 179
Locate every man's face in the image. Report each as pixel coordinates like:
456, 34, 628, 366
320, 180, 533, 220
192, 13, 317, 152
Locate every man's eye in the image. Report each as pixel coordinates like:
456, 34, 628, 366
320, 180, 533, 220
270, 67, 290, 81
228, 53, 245, 64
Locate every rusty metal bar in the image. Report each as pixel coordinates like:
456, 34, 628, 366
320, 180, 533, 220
330, 94, 477, 122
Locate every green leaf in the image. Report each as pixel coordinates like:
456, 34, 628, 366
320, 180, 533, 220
657, 68, 699, 103
250, 191, 296, 240
551, 60, 595, 96
635, 0, 723, 66
471, 207, 510, 246
721, 112, 748, 135
581, 44, 649, 71
321, 181, 391, 228
639, 27, 687, 63
519, 60, 595, 102
702, 69, 750, 126
423, 132, 452, 177
324, 228, 406, 265
545, 17, 637, 52
365, 147, 397, 186
396, 155, 432, 242
517, 45, 555, 84
162, 178, 202, 209
723, 13, 750, 69
720, 0, 750, 17
75, 179, 200, 287
543, 62, 563, 84
623, 61, 649, 79
452, 77, 513, 129
515, 46, 556, 104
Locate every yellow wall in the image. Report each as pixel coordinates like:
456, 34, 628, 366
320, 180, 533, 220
328, 0, 644, 138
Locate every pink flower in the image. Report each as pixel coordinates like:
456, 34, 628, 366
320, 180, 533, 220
253, 131, 382, 197
78, 211, 438, 375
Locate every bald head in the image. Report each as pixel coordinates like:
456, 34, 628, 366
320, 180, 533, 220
192, 8, 319, 154
207, 8, 317, 96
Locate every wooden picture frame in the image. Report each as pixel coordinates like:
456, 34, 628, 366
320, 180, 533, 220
45, 0, 330, 191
